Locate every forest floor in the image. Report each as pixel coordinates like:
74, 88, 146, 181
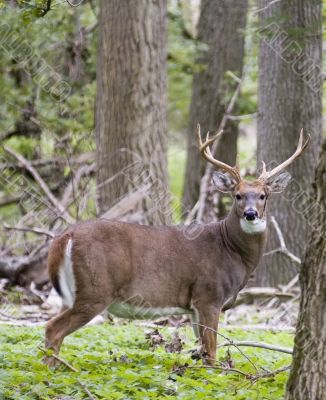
0, 284, 297, 400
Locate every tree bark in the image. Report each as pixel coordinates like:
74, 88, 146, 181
182, 0, 248, 216
255, 0, 322, 286
285, 139, 326, 400
95, 0, 170, 224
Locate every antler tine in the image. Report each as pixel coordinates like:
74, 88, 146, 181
197, 124, 241, 182
258, 129, 311, 182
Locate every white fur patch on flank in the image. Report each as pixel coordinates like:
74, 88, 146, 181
240, 218, 267, 235
59, 239, 76, 308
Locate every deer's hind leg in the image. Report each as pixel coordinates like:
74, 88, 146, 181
44, 301, 108, 367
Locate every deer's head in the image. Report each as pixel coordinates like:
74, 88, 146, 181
198, 126, 310, 234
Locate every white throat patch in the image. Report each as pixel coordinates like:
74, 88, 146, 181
240, 218, 267, 235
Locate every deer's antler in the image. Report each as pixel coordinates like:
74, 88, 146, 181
258, 129, 310, 182
197, 124, 242, 183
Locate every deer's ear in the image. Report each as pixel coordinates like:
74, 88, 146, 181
212, 172, 238, 193
267, 172, 292, 193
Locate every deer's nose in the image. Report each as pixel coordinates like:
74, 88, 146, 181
244, 208, 258, 221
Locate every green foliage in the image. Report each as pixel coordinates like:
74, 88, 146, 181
0, 2, 97, 144
0, 323, 293, 399
168, 144, 186, 222
0, 2, 98, 223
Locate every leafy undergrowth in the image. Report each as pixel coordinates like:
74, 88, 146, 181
0, 322, 293, 400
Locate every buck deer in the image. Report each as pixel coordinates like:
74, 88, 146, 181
44, 127, 309, 366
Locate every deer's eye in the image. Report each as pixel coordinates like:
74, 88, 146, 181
236, 194, 242, 200
260, 194, 265, 200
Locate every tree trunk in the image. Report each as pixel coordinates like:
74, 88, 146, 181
285, 139, 326, 400
255, 0, 322, 286
95, 0, 170, 225
182, 0, 248, 217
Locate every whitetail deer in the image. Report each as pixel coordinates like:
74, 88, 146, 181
44, 127, 309, 366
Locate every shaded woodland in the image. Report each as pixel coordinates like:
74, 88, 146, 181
0, 1, 325, 399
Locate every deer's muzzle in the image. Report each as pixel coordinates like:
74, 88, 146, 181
244, 208, 258, 221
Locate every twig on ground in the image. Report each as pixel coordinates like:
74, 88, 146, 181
39, 347, 78, 372
266, 274, 300, 309
77, 379, 97, 400
189, 362, 291, 382
250, 364, 291, 382
217, 340, 293, 355
193, 323, 259, 372
0, 310, 23, 321
29, 282, 47, 302
189, 364, 249, 377
38, 347, 97, 399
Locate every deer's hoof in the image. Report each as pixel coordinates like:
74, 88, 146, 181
43, 355, 60, 368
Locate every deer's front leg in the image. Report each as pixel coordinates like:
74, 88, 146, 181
196, 305, 220, 366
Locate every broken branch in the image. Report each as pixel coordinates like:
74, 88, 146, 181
217, 340, 293, 355
3, 145, 74, 224
264, 216, 301, 265
3, 223, 54, 239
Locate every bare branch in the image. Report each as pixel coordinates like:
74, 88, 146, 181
193, 323, 259, 372
3, 145, 74, 224
76, 380, 97, 400
217, 340, 293, 355
282, 274, 299, 292
101, 183, 152, 220
226, 113, 257, 121
271, 215, 286, 248
38, 347, 78, 372
189, 364, 250, 377
250, 364, 291, 382
0, 195, 21, 208
232, 286, 296, 308
0, 152, 94, 170
194, 71, 245, 222
82, 21, 98, 34
61, 163, 95, 207
3, 223, 54, 239
263, 216, 301, 265
38, 347, 96, 400
184, 201, 199, 225
252, 0, 283, 15
189, 363, 291, 382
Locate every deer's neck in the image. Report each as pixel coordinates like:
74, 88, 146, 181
221, 206, 267, 272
